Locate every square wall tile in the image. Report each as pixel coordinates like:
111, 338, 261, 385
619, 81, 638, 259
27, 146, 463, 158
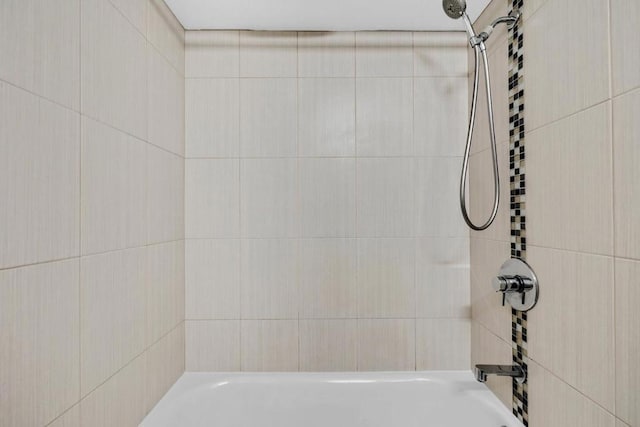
298, 32, 355, 77
186, 31, 240, 78
416, 237, 470, 319
527, 103, 613, 255
241, 320, 299, 371
186, 159, 240, 238
0, 84, 80, 269
355, 32, 413, 77
147, 241, 184, 346
148, 46, 185, 157
241, 239, 298, 319
147, 0, 185, 75
299, 239, 357, 318
414, 78, 467, 157
614, 89, 640, 259
416, 319, 470, 370
357, 238, 415, 318
240, 78, 297, 157
80, 354, 146, 427
80, 248, 147, 396
527, 247, 615, 412
147, 146, 184, 244
186, 239, 241, 320
299, 320, 358, 371
357, 158, 414, 237
611, 0, 640, 95
528, 361, 616, 427
186, 78, 239, 158
525, 0, 609, 130
415, 157, 467, 238
298, 78, 356, 157
185, 320, 241, 371
299, 158, 356, 237
240, 31, 297, 77
81, 0, 147, 139
240, 159, 298, 238
413, 32, 467, 77
356, 78, 413, 156
81, 117, 147, 255
357, 319, 415, 371
0, 260, 79, 427
615, 259, 640, 426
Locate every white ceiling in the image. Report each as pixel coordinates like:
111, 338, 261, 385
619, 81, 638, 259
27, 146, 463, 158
163, 0, 492, 31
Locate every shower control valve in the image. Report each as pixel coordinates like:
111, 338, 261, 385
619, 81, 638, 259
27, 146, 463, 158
492, 275, 533, 293
492, 258, 539, 312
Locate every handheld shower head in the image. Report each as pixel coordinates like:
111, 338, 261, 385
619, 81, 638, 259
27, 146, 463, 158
442, 0, 467, 19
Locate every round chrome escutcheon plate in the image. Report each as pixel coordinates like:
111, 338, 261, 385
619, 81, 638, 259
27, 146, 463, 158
499, 258, 539, 312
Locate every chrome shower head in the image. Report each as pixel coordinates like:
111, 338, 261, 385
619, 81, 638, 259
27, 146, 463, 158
442, 0, 467, 19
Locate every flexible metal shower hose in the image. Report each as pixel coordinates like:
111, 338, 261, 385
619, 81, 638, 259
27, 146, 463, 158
459, 45, 500, 231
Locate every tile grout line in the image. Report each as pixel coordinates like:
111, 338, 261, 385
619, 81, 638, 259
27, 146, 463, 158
0, 75, 80, 114
412, 31, 417, 371
82, 112, 184, 159
183, 154, 466, 160
143, 10, 151, 410
296, 31, 301, 372
78, 0, 83, 416
185, 75, 469, 80
527, 357, 618, 421
236, 31, 243, 371
606, 0, 617, 418
185, 316, 471, 321
525, 97, 612, 137
0, 240, 186, 273
77, 321, 183, 406
353, 32, 360, 372
182, 29, 189, 374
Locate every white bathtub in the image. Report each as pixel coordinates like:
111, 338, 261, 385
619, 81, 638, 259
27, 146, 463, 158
141, 371, 523, 427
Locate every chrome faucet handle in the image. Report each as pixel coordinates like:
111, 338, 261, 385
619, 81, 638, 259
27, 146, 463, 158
493, 258, 539, 312
492, 275, 534, 293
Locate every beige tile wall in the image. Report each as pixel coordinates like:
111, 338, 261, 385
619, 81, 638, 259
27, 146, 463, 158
470, 0, 640, 425
467, 1, 513, 405
184, 30, 472, 372
0, 0, 185, 425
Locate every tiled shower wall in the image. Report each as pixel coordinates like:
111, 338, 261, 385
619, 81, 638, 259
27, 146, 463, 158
467, 0, 514, 409
470, 0, 640, 426
184, 31, 471, 371
0, 0, 185, 426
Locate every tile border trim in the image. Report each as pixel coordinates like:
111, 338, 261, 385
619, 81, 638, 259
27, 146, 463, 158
508, 0, 528, 424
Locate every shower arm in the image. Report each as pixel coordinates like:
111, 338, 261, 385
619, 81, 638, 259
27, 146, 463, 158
467, 11, 521, 49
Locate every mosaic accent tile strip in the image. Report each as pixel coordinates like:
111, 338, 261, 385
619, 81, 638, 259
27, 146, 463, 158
508, 0, 528, 424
